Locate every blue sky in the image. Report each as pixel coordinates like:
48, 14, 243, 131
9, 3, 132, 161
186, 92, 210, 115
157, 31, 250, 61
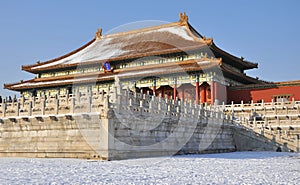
0, 0, 299, 96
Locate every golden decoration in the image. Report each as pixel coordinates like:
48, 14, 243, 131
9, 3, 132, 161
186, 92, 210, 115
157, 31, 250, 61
95, 28, 102, 39
179, 12, 189, 24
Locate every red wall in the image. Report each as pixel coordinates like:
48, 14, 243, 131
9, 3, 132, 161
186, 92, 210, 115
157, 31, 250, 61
228, 85, 300, 103
212, 81, 227, 104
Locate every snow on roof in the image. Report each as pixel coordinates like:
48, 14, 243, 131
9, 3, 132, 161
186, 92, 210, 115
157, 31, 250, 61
32, 24, 202, 70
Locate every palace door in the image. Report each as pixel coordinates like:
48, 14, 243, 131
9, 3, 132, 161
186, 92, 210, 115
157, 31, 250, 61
200, 82, 211, 104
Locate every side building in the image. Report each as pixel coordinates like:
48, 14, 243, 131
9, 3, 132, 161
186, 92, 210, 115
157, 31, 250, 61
228, 80, 300, 103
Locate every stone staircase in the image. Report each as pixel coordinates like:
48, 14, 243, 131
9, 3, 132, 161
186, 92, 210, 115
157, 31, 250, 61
224, 100, 300, 152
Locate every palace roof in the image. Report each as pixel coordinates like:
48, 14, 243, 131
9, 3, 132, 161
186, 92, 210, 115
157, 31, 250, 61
22, 23, 209, 73
21, 13, 257, 73
5, 13, 261, 91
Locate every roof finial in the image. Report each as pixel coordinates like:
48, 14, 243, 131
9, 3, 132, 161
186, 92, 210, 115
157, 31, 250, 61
202, 36, 213, 45
179, 12, 188, 24
95, 28, 102, 39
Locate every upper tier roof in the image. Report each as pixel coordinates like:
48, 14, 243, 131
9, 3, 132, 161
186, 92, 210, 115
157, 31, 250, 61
21, 13, 257, 73
23, 24, 210, 72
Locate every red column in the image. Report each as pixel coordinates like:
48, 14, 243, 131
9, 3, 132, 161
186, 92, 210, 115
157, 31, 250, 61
173, 84, 177, 100
195, 82, 199, 104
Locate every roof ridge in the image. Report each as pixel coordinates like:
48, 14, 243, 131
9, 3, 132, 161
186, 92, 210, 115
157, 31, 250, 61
98, 12, 190, 39
100, 22, 181, 39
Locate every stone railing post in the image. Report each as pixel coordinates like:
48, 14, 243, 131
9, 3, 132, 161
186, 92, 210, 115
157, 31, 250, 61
55, 95, 59, 115
176, 103, 180, 114
149, 96, 154, 113
214, 107, 218, 119
220, 108, 224, 120
210, 105, 214, 118
99, 90, 104, 101
29, 100, 32, 116
124, 89, 129, 107
32, 95, 36, 108
140, 98, 145, 114
70, 98, 75, 114
104, 95, 111, 118
76, 90, 80, 104
231, 101, 234, 112
203, 105, 207, 118
158, 97, 162, 111
2, 101, 6, 118
105, 95, 110, 109
66, 89, 70, 99
88, 95, 92, 113
16, 102, 20, 117
184, 100, 188, 114
264, 117, 268, 128
261, 124, 264, 135
167, 104, 171, 115
42, 97, 45, 115
222, 102, 225, 111
20, 95, 24, 106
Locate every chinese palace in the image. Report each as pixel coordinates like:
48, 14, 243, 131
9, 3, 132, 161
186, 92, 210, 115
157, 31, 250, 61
1, 12, 300, 160
4, 13, 300, 104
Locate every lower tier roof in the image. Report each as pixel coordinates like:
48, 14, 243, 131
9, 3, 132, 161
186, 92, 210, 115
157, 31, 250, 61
5, 58, 262, 91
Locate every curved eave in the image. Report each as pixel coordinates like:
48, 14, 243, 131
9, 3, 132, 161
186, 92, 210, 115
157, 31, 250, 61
179, 22, 257, 70
22, 38, 96, 73
211, 43, 258, 70
187, 23, 204, 38
6, 59, 220, 91
4, 79, 35, 92
221, 65, 262, 84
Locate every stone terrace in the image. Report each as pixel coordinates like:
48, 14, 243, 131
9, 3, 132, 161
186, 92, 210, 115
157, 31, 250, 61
224, 99, 300, 152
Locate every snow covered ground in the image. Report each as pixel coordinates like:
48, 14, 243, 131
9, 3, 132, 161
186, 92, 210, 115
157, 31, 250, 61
0, 152, 299, 184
